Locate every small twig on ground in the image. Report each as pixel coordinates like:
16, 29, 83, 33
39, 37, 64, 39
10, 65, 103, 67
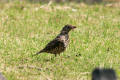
18, 65, 42, 71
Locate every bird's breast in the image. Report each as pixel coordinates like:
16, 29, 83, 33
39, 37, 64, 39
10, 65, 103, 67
60, 35, 69, 47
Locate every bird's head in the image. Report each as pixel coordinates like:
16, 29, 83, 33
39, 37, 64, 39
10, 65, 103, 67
61, 24, 76, 34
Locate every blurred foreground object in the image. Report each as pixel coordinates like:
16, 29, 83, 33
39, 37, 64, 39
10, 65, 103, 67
0, 73, 6, 80
92, 68, 117, 80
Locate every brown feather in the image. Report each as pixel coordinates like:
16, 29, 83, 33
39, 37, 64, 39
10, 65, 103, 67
35, 24, 76, 56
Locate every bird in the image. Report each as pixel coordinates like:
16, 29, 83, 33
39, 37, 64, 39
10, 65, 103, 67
35, 24, 76, 56
92, 68, 117, 80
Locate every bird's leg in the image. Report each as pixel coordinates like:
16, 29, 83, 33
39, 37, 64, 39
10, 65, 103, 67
58, 54, 60, 56
50, 54, 56, 60
50, 54, 57, 60
55, 54, 57, 57
55, 53, 61, 57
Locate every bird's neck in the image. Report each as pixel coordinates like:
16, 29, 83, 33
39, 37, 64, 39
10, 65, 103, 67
60, 31, 69, 35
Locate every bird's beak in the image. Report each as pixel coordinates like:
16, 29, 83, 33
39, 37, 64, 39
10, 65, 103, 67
72, 26, 76, 29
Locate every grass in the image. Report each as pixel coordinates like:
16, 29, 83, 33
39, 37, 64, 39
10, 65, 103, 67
0, 1, 120, 80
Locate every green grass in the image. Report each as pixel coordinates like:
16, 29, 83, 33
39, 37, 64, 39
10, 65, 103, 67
0, 1, 120, 80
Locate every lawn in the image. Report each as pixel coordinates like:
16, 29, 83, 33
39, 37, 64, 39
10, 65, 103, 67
0, 1, 120, 80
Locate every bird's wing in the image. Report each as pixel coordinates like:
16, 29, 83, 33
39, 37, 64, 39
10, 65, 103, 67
42, 39, 65, 53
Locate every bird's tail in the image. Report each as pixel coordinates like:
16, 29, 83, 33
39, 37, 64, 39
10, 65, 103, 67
33, 50, 44, 56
